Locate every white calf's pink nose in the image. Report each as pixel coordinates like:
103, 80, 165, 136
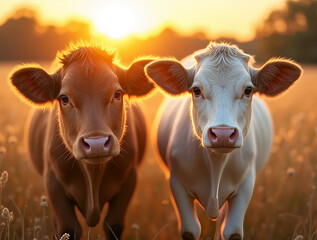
208, 128, 238, 148
80, 136, 113, 158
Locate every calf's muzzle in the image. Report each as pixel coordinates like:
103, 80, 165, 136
208, 127, 238, 148
80, 135, 113, 158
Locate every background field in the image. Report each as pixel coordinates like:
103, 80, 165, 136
0, 0, 316, 239
0, 62, 316, 240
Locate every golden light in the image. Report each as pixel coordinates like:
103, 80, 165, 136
89, 2, 145, 39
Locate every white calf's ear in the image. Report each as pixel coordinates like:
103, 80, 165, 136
145, 59, 193, 95
9, 66, 61, 106
251, 59, 302, 96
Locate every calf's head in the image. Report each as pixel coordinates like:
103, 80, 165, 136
10, 44, 153, 163
146, 42, 302, 153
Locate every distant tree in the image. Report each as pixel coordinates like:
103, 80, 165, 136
256, 0, 317, 63
0, 6, 273, 63
0, 7, 92, 61
113, 27, 210, 63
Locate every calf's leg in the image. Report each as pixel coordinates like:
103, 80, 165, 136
170, 175, 201, 240
104, 170, 137, 240
213, 202, 228, 240
45, 170, 82, 240
222, 168, 255, 240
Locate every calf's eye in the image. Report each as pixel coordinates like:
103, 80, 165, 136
113, 90, 123, 100
243, 87, 253, 97
59, 95, 69, 105
193, 87, 202, 98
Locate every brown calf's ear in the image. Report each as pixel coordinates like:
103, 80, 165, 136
119, 59, 155, 97
251, 59, 302, 96
145, 59, 193, 95
9, 66, 61, 106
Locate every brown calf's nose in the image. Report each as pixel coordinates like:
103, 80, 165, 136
80, 136, 113, 158
208, 128, 238, 148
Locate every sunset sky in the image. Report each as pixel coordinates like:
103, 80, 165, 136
1, 0, 286, 41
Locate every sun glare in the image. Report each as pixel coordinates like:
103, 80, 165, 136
90, 2, 144, 39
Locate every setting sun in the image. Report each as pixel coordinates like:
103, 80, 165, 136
89, 2, 145, 39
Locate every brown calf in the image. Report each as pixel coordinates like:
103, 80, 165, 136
9, 43, 153, 239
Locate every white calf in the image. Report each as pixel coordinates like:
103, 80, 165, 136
145, 42, 302, 240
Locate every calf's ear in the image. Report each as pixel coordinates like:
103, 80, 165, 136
145, 59, 193, 95
9, 66, 61, 106
118, 59, 155, 97
251, 59, 302, 96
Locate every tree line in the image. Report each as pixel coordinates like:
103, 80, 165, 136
0, 0, 316, 64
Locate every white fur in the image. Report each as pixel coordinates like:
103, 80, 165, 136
153, 44, 273, 239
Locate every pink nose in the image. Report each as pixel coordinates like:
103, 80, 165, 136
80, 136, 113, 158
208, 128, 238, 148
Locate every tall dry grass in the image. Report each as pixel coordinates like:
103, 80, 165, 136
0, 63, 316, 239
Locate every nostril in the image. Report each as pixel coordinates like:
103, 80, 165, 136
211, 131, 217, 141
230, 129, 236, 139
209, 129, 218, 141
104, 136, 112, 150
81, 138, 91, 151
229, 129, 238, 142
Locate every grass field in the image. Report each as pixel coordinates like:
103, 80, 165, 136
0, 62, 316, 240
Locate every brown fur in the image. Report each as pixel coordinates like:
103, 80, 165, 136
145, 59, 193, 95
10, 66, 60, 105
118, 58, 155, 96
9, 43, 154, 239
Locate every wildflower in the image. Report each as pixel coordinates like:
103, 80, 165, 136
0, 171, 8, 188
8, 212, 13, 222
2, 207, 13, 222
41, 195, 48, 238
1, 207, 9, 219
2, 212, 11, 240
131, 223, 139, 231
59, 233, 70, 240
0, 147, 6, 155
295, 235, 304, 240
5, 125, 16, 136
40, 195, 48, 207
34, 217, 41, 231
95, 234, 103, 240
161, 199, 169, 205
131, 223, 140, 240
286, 167, 296, 176
0, 133, 5, 145
8, 136, 18, 145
